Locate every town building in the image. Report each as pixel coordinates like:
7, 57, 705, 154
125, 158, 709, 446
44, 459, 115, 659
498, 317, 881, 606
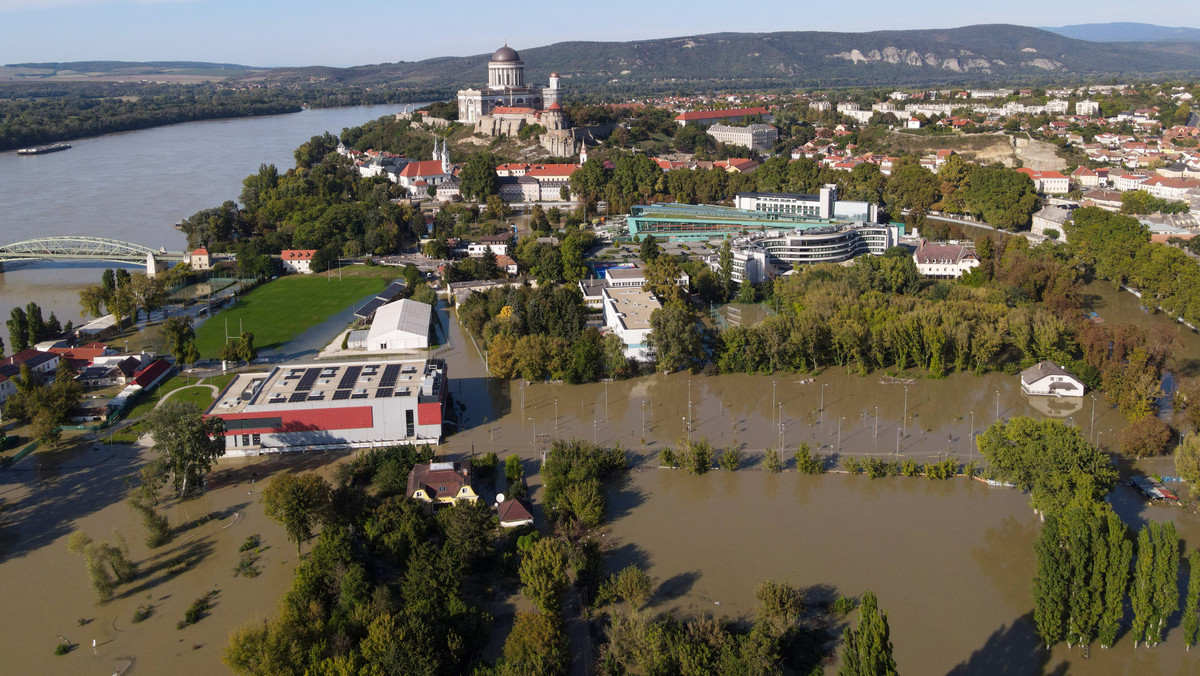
397, 139, 453, 194
365, 299, 432, 352
1076, 100, 1100, 116
498, 498, 535, 528
189, 248, 211, 271
674, 106, 773, 127
281, 249, 317, 274
704, 247, 771, 285
603, 265, 689, 289
1016, 168, 1070, 194
734, 187, 880, 222
602, 286, 660, 361
913, 240, 980, 278
407, 461, 478, 510
1020, 361, 1085, 397
1031, 206, 1072, 241
468, 234, 512, 257
705, 123, 778, 151
205, 357, 448, 455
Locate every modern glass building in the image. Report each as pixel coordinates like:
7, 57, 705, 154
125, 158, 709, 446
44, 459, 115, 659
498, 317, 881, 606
626, 202, 888, 243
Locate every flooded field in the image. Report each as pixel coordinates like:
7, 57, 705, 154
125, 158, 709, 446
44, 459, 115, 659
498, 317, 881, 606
603, 470, 1200, 675
0, 438, 325, 675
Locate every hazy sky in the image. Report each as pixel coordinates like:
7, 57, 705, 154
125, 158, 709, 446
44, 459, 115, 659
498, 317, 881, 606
2, 0, 1199, 68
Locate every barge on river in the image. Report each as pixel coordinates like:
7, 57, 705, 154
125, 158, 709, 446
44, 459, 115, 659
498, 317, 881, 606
17, 142, 71, 155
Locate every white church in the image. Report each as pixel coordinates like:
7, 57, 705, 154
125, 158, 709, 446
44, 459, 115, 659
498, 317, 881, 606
457, 44, 565, 125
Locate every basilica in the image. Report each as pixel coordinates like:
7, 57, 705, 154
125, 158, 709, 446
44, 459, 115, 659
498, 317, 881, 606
456, 44, 563, 123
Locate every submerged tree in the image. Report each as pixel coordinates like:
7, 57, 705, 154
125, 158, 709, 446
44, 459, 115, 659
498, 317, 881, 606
1131, 521, 1181, 648
1183, 550, 1200, 651
261, 473, 332, 555
143, 400, 226, 496
839, 590, 896, 676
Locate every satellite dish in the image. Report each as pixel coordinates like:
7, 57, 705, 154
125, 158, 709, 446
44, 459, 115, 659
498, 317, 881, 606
496, 493, 506, 504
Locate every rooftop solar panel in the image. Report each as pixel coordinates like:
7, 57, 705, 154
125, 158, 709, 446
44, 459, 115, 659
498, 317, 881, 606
377, 281, 406, 301
354, 297, 387, 318
375, 388, 392, 398
332, 390, 351, 401
338, 366, 363, 390
379, 364, 402, 388
289, 392, 308, 403
295, 368, 320, 392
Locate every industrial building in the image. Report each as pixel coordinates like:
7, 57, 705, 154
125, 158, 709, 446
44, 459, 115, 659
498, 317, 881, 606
205, 357, 447, 455
602, 286, 660, 361
365, 299, 433, 351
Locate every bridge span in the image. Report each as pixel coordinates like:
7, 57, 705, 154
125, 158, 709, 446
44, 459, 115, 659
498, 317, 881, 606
0, 236, 186, 276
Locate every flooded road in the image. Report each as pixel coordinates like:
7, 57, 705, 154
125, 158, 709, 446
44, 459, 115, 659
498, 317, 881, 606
603, 470, 1200, 675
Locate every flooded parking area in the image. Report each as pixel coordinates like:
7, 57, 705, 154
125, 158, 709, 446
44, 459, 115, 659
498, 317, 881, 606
603, 470, 1200, 675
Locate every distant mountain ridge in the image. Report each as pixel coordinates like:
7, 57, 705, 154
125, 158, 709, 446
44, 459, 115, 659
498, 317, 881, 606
253, 24, 1200, 90
1041, 22, 1200, 43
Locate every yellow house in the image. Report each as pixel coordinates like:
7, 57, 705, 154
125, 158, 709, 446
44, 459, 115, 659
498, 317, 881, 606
407, 461, 478, 509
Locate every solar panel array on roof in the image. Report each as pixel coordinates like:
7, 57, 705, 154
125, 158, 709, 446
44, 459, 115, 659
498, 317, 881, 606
289, 392, 309, 403
378, 281, 406, 301
354, 297, 387, 318
332, 390, 351, 401
380, 364, 401, 388
296, 368, 320, 392
338, 366, 363, 390
376, 388, 393, 398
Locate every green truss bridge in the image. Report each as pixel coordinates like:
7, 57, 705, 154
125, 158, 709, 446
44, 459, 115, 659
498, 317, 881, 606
0, 236, 186, 275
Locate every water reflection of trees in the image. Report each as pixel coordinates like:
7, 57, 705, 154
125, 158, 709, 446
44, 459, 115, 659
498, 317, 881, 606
971, 515, 1038, 610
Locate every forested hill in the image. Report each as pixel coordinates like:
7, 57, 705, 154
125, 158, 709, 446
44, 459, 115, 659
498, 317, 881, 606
255, 24, 1200, 90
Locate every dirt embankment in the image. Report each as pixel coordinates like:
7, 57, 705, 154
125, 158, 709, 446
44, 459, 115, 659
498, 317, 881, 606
871, 130, 1065, 171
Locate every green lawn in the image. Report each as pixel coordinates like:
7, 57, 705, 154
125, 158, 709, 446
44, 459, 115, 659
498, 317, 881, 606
121, 374, 210, 420
194, 275, 389, 357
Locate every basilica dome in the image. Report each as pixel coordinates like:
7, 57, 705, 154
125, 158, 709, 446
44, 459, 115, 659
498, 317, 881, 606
491, 45, 521, 62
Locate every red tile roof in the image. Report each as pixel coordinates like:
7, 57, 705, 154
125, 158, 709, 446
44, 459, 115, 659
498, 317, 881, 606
491, 106, 536, 115
399, 160, 449, 178
674, 106, 769, 122
281, 249, 316, 261
132, 358, 172, 389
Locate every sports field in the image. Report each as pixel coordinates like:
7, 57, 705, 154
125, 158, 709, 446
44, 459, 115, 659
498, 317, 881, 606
193, 274, 389, 357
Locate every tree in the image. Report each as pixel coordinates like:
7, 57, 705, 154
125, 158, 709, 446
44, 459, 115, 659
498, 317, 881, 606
639, 233, 661, 263
1175, 433, 1200, 488
162, 315, 196, 364
262, 473, 332, 554
755, 580, 806, 638
601, 564, 652, 610
642, 256, 685, 304
764, 448, 783, 473
142, 400, 226, 497
25, 301, 45, 346
486, 194, 510, 220
437, 499, 495, 573
500, 612, 569, 676
963, 164, 1039, 231
1131, 521, 1181, 647
519, 537, 569, 614
1119, 415, 1173, 458
237, 331, 258, 364
1184, 550, 1200, 651
718, 237, 734, 301
7, 307, 28, 353
505, 454, 524, 483
459, 152, 499, 200
647, 300, 705, 373
839, 590, 896, 676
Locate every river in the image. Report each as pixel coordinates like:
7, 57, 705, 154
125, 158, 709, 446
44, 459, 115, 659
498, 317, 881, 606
0, 103, 429, 328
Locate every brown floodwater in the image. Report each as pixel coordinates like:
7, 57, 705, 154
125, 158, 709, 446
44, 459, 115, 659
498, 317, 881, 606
601, 470, 1200, 676
0, 437, 311, 675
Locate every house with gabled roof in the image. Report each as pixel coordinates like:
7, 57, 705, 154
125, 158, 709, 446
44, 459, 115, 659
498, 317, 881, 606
407, 461, 478, 510
1020, 361, 1085, 397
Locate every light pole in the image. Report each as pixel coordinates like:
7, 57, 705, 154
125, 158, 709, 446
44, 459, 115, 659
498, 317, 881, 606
1089, 394, 1097, 444
779, 402, 784, 451
527, 417, 536, 450
837, 416, 845, 454
969, 410, 975, 460
521, 382, 525, 411
593, 419, 598, 445
641, 399, 646, 445
873, 406, 879, 455
895, 427, 900, 456
902, 386, 908, 437
605, 380, 609, 421
554, 397, 559, 436
772, 379, 777, 429
995, 390, 1000, 420
820, 383, 828, 424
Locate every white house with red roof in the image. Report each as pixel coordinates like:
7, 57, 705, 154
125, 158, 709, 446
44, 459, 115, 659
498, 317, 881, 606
398, 138, 453, 195
281, 249, 317, 274
189, 247, 211, 271
1016, 168, 1069, 194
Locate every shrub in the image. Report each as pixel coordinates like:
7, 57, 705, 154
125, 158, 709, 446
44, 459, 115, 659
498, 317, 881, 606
843, 457, 864, 474
238, 535, 260, 552
763, 448, 783, 474
55, 642, 71, 656
718, 447, 743, 471
900, 459, 920, 477
923, 458, 959, 480
179, 591, 215, 628
659, 447, 677, 468
794, 445, 825, 475
474, 451, 499, 474
505, 455, 524, 482
864, 458, 899, 479
679, 438, 714, 475
832, 596, 857, 615
132, 605, 152, 623
964, 460, 980, 478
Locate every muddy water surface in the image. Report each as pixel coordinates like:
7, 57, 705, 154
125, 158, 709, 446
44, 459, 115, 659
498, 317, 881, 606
603, 470, 1200, 675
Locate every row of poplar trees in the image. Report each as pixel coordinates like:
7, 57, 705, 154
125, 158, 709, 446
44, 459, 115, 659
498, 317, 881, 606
1033, 492, 1200, 652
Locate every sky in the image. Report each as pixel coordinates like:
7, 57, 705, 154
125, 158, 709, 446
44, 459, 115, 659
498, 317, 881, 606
2, 0, 1199, 68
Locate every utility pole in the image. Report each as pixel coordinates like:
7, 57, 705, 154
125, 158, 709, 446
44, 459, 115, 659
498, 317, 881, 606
554, 397, 558, 436
995, 390, 1000, 420
772, 379, 776, 429
874, 405, 879, 455
527, 417, 536, 450
641, 399, 646, 446
969, 410, 975, 460
902, 386, 908, 437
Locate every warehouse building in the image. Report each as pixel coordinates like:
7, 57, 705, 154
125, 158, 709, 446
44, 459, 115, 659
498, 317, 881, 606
365, 299, 432, 351
206, 357, 447, 455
